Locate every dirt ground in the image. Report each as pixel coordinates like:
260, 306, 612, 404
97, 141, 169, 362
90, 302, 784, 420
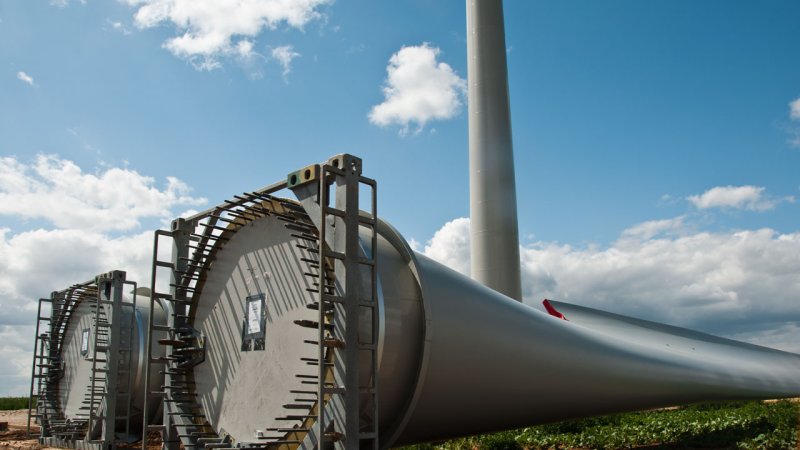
3, 403, 800, 450
0, 410, 160, 450
0, 409, 52, 450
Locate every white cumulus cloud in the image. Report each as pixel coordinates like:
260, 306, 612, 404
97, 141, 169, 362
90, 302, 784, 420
420, 217, 471, 275
369, 43, 466, 135
790, 97, 800, 120
0, 228, 156, 395
786, 97, 800, 147
105, 19, 132, 35
419, 217, 800, 353
271, 45, 300, 79
49, 0, 85, 7
0, 155, 205, 395
619, 216, 686, 241
0, 324, 37, 396
123, 0, 330, 70
0, 155, 206, 231
687, 185, 779, 211
16, 71, 34, 86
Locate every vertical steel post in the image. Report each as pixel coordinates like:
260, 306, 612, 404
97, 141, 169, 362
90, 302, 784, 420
124, 281, 137, 437
163, 218, 191, 450
336, 157, 361, 450
87, 286, 104, 441
467, 0, 522, 300
27, 298, 45, 436
291, 155, 380, 450
316, 171, 329, 449
99, 270, 126, 449
141, 232, 160, 450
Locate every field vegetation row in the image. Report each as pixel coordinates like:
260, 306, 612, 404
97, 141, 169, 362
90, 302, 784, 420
4, 398, 797, 448
403, 400, 799, 450
0, 397, 34, 410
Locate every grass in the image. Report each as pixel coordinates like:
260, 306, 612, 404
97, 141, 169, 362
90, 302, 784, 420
401, 400, 799, 450
0, 397, 34, 411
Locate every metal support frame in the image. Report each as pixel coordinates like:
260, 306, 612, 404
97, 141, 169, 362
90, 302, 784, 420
144, 193, 284, 450
143, 154, 379, 450
28, 271, 137, 450
164, 218, 193, 450
92, 271, 129, 449
33, 285, 95, 442
143, 219, 198, 450
122, 280, 139, 438
291, 154, 380, 450
27, 295, 50, 436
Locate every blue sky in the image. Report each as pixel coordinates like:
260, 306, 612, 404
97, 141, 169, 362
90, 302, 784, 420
3, 1, 800, 243
1, 0, 800, 395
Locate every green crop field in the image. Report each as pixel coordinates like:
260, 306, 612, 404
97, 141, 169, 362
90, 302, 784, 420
0, 397, 34, 410
402, 400, 799, 450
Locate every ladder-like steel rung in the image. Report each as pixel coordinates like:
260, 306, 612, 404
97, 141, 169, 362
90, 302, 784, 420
324, 206, 345, 218
305, 302, 333, 311
170, 283, 197, 291
155, 261, 175, 269
289, 390, 316, 395
196, 437, 225, 444
290, 233, 318, 243
282, 404, 312, 410
174, 347, 203, 354
324, 339, 345, 348
167, 412, 205, 418
190, 233, 229, 242
256, 440, 304, 446
266, 427, 310, 432
284, 223, 315, 234
297, 245, 320, 254
358, 257, 376, 266
321, 294, 344, 304
323, 250, 346, 260
358, 215, 377, 226
173, 271, 202, 280
294, 320, 332, 331
275, 414, 315, 421
194, 223, 228, 232
158, 339, 188, 347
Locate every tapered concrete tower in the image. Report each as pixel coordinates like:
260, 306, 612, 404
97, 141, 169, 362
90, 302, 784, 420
467, 0, 522, 300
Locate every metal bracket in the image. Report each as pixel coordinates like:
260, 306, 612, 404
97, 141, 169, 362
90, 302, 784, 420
287, 164, 321, 188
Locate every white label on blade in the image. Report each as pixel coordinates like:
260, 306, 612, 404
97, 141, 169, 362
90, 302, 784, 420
247, 300, 262, 335
81, 329, 89, 354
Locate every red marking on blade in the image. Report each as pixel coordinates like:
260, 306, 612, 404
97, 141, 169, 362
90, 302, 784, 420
543, 299, 568, 321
